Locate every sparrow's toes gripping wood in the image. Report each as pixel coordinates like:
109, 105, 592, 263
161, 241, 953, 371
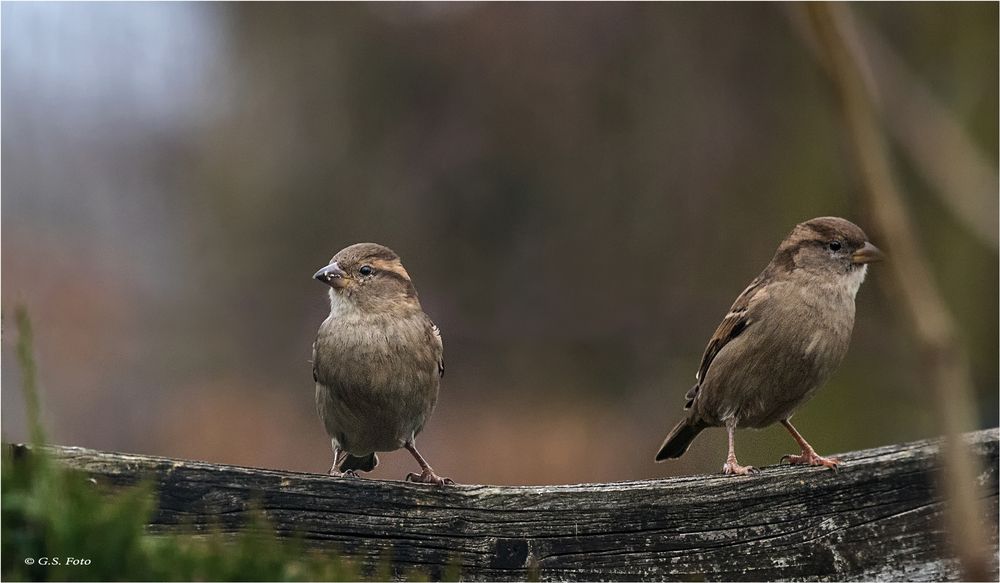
405, 469, 455, 486
722, 424, 758, 476
327, 449, 360, 478
779, 419, 840, 471
404, 441, 454, 486
781, 451, 840, 470
722, 460, 758, 476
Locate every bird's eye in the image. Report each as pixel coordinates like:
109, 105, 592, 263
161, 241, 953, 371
359, 265, 374, 276
828, 241, 842, 252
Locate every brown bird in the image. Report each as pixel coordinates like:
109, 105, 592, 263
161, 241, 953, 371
655, 217, 883, 475
312, 243, 452, 485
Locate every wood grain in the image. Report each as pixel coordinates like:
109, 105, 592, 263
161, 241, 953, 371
11, 429, 998, 581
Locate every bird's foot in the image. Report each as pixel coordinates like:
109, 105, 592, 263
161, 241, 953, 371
781, 450, 840, 470
327, 468, 360, 478
722, 460, 758, 476
406, 469, 454, 486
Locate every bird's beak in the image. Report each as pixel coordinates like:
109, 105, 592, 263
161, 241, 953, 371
851, 242, 884, 264
313, 262, 349, 288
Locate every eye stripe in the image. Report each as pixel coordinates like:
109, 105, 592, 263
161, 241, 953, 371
377, 269, 418, 298
369, 258, 411, 280
378, 269, 409, 283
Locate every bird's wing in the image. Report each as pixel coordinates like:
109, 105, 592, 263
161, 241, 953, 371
430, 321, 444, 377
311, 340, 319, 383
311, 331, 337, 386
686, 275, 768, 408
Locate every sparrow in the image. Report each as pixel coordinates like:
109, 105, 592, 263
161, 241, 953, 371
312, 242, 452, 485
654, 217, 883, 475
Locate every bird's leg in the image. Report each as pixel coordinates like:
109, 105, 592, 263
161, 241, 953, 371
327, 446, 358, 478
404, 441, 454, 485
779, 419, 839, 470
327, 447, 347, 476
722, 423, 757, 475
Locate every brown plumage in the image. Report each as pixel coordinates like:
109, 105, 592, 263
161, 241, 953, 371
655, 217, 883, 475
312, 242, 451, 485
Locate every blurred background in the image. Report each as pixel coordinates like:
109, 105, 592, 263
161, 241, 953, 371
2, 2, 996, 486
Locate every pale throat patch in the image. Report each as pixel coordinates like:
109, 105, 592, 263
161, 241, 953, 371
844, 264, 868, 298
328, 288, 360, 317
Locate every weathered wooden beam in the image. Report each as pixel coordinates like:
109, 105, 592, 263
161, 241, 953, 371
11, 429, 999, 581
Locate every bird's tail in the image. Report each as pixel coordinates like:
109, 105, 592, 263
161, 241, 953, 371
654, 419, 706, 462
341, 452, 379, 473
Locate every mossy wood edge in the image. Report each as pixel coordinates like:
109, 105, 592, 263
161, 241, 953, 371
8, 429, 998, 581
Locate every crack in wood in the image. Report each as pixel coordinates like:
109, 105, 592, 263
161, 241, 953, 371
6, 429, 998, 581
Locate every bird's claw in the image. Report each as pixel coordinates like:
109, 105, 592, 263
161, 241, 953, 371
328, 468, 361, 478
722, 461, 758, 476
406, 469, 454, 486
781, 451, 840, 470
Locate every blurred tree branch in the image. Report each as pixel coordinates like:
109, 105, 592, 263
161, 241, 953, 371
788, 4, 999, 250
853, 15, 999, 250
15, 306, 46, 447
802, 3, 994, 581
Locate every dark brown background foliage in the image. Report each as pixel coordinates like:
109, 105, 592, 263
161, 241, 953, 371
3, 2, 996, 485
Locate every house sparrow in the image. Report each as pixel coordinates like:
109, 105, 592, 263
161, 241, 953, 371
312, 243, 452, 485
654, 217, 883, 475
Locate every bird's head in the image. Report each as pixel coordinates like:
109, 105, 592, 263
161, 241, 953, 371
772, 216, 883, 291
314, 243, 419, 313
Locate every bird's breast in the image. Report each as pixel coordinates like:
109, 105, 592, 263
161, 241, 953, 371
696, 284, 857, 427
313, 311, 441, 453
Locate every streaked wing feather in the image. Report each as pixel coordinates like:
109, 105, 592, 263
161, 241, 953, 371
690, 276, 766, 404
311, 341, 318, 382
430, 322, 444, 377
